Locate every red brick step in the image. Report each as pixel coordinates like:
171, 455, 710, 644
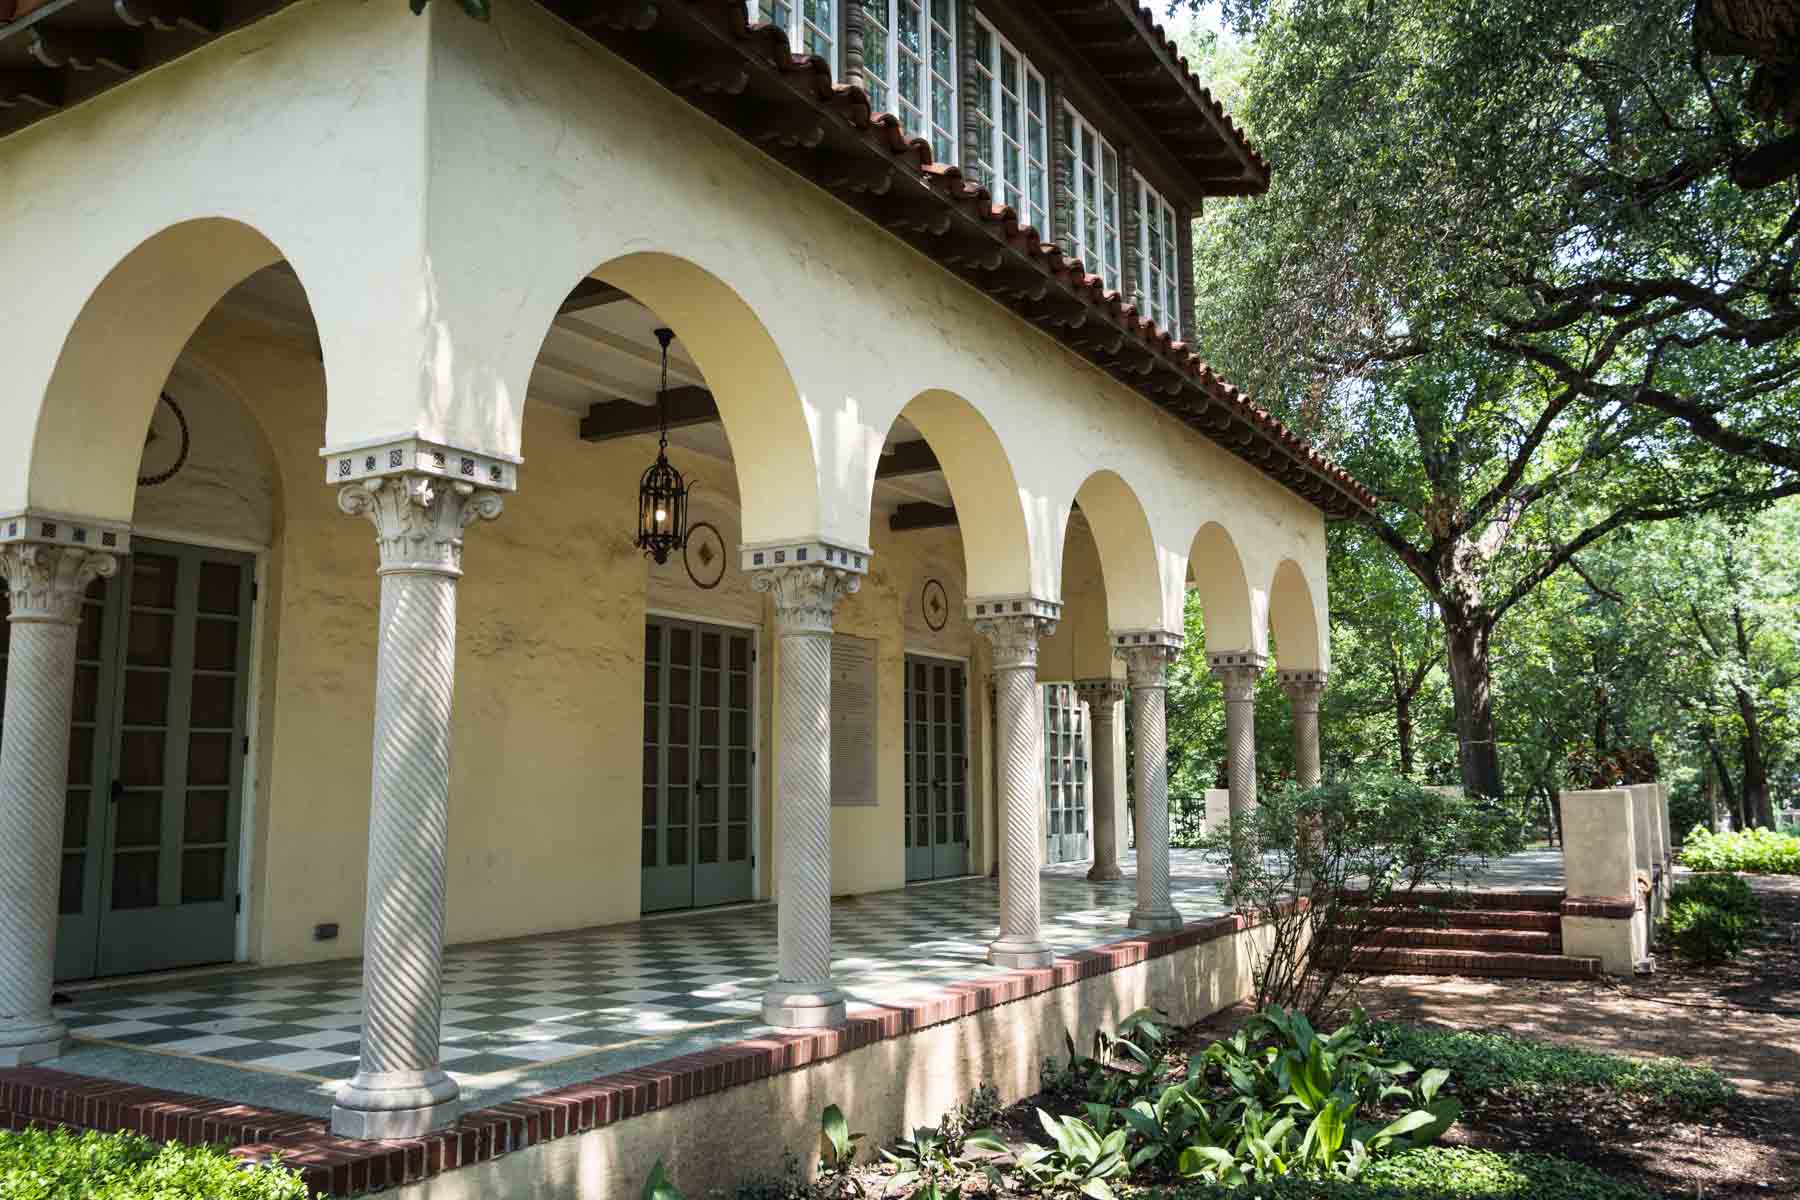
1333, 945, 1601, 980
1362, 906, 1562, 933
1355, 926, 1560, 953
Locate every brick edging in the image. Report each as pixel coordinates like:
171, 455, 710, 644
0, 911, 1256, 1196
1560, 894, 1639, 919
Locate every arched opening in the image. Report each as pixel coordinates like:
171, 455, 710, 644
1187, 521, 1257, 653
1068, 470, 1164, 633
1269, 558, 1325, 672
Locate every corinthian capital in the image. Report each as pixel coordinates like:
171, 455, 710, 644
1207, 649, 1268, 703
751, 564, 861, 636
338, 475, 504, 576
975, 614, 1056, 671
0, 545, 119, 623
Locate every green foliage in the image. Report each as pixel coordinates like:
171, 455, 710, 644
879, 1125, 1006, 1200
1197, 772, 1522, 1020
0, 1128, 312, 1199
1015, 1109, 1131, 1199
1370, 1024, 1733, 1116
1154, 1146, 1652, 1198
644, 1159, 684, 1200
1680, 825, 1800, 873
818, 1104, 866, 1197
1663, 873, 1763, 962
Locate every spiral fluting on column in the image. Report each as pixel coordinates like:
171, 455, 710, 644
1210, 652, 1267, 887
332, 475, 500, 1136
751, 563, 859, 1026
976, 614, 1054, 967
0, 545, 117, 1064
1122, 645, 1180, 930
1076, 680, 1125, 883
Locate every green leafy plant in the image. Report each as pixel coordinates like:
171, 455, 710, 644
879, 1124, 1007, 1199
0, 1128, 313, 1199
939, 1082, 1003, 1154
1663, 873, 1763, 962
1371, 1023, 1734, 1116
1014, 1109, 1131, 1199
1679, 824, 1800, 873
1196, 774, 1523, 1022
643, 1159, 684, 1200
1160, 1145, 1654, 1198
1050, 1008, 1172, 1108
817, 1104, 866, 1198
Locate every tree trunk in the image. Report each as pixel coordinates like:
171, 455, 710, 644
1701, 730, 1742, 831
1443, 613, 1503, 799
1546, 788, 1562, 847
1394, 674, 1416, 777
1737, 689, 1775, 828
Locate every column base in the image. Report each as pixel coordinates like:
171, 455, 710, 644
1129, 907, 1184, 932
331, 1068, 461, 1140
0, 1018, 67, 1068
762, 981, 847, 1029
1086, 862, 1123, 882
987, 938, 1054, 969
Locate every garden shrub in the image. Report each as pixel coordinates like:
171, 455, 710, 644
1662, 873, 1762, 962
1678, 824, 1800, 874
1370, 1024, 1732, 1116
1156, 1146, 1651, 1198
0, 1127, 312, 1199
1195, 773, 1524, 1021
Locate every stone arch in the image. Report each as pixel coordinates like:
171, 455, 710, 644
26, 218, 305, 523
1268, 558, 1325, 671
879, 389, 1036, 599
532, 252, 821, 550
1069, 470, 1165, 633
1187, 521, 1258, 652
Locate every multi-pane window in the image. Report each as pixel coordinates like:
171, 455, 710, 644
862, 0, 959, 164
1135, 173, 1181, 330
971, 15, 1049, 234
749, 1, 835, 61
1062, 106, 1122, 291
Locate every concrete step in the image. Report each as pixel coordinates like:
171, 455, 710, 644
1363, 907, 1562, 933
1356, 926, 1561, 953
1332, 945, 1602, 980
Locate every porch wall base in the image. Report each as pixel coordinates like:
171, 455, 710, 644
397, 917, 1270, 1200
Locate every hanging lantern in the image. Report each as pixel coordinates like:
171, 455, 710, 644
635, 327, 691, 565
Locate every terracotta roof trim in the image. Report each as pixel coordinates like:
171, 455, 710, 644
718, 3, 1373, 513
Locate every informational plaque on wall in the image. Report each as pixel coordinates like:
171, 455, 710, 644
830, 634, 879, 807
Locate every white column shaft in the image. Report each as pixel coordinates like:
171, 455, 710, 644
1122, 646, 1180, 931
753, 564, 858, 1028
979, 615, 1055, 969
333, 475, 500, 1140
0, 545, 117, 1066
1077, 681, 1125, 883
1211, 654, 1265, 877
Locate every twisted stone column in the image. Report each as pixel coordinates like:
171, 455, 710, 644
0, 542, 119, 1067
1279, 671, 1326, 790
752, 563, 859, 1028
1075, 679, 1126, 882
1210, 651, 1266, 880
977, 613, 1056, 968
1121, 644, 1182, 931
332, 475, 501, 1140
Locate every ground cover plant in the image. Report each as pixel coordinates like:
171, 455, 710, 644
1663, 873, 1764, 962
1154, 1146, 1653, 1198
1369, 1025, 1734, 1117
0, 1127, 312, 1199
1680, 825, 1800, 874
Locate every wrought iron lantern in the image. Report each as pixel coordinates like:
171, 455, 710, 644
634, 327, 691, 565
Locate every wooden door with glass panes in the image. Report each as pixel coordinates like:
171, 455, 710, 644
1041, 683, 1089, 864
0, 539, 255, 981
903, 655, 969, 882
641, 618, 755, 913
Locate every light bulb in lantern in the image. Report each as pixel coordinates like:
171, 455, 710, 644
655, 506, 668, 523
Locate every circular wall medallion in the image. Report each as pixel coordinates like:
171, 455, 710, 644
137, 393, 191, 488
921, 578, 949, 631
684, 521, 727, 589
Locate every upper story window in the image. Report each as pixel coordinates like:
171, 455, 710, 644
1063, 106, 1121, 292
750, 1, 836, 61
862, 0, 960, 164
970, 15, 1049, 235
1135, 173, 1181, 330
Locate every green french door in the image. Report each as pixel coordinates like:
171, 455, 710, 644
1, 539, 254, 981
641, 618, 756, 913
1042, 683, 1089, 864
903, 655, 969, 882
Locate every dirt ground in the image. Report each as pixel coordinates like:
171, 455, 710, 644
1356, 874, 1800, 1198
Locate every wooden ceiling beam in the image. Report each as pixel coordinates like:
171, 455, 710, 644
875, 439, 943, 479
558, 277, 633, 314
889, 502, 958, 532
580, 386, 717, 442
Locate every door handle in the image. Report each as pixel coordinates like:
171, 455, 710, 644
110, 779, 124, 802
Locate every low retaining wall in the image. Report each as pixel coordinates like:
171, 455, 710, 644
0, 913, 1272, 1199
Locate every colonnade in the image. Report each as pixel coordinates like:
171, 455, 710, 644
0, 476, 1324, 1140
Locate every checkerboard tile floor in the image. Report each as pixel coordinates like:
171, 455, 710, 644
48, 849, 1560, 1115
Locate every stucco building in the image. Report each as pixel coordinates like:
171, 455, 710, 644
0, 0, 1367, 1149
